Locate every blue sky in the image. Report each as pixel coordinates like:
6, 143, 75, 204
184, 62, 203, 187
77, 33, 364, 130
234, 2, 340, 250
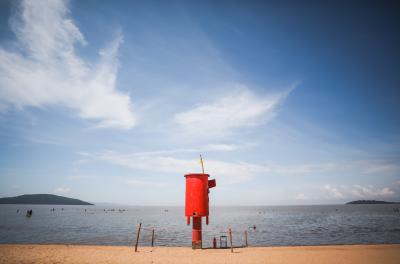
0, 0, 399, 205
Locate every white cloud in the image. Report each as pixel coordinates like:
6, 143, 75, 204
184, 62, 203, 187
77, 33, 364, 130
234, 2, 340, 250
126, 179, 167, 188
295, 193, 308, 200
173, 86, 293, 138
351, 185, 395, 199
27, 137, 62, 145
0, 0, 136, 129
204, 144, 239, 151
95, 143, 240, 158
78, 151, 342, 185
54, 187, 71, 194
357, 160, 400, 175
76, 150, 400, 203
69, 174, 96, 180
264, 163, 337, 175
319, 183, 398, 200
88, 151, 254, 184
324, 184, 344, 198
268, 159, 400, 177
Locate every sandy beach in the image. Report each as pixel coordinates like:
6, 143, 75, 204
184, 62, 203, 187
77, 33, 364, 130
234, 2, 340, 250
0, 244, 399, 264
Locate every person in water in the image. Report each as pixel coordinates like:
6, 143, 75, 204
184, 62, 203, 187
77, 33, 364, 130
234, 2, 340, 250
26, 209, 33, 217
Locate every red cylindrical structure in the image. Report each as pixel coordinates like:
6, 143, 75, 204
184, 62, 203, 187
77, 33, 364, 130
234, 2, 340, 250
185, 173, 216, 249
192, 217, 202, 246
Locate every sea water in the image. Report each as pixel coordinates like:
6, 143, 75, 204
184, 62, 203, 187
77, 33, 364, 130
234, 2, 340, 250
0, 204, 399, 247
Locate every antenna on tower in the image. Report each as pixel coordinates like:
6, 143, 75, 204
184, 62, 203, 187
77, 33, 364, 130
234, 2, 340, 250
199, 154, 205, 174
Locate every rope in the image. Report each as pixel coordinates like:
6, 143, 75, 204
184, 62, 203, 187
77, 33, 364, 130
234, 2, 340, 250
134, 224, 257, 248
139, 226, 258, 233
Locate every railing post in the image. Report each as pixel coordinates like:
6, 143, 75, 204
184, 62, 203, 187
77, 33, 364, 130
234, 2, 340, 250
151, 229, 155, 247
229, 228, 233, 253
245, 230, 248, 247
135, 223, 142, 252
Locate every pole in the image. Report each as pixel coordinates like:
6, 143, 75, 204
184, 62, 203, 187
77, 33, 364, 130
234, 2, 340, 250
192, 217, 202, 249
245, 230, 248, 247
200, 154, 205, 174
134, 222, 142, 252
229, 228, 233, 253
151, 229, 155, 247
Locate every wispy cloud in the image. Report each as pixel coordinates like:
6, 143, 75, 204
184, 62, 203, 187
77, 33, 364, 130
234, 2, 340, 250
324, 184, 344, 198
77, 149, 400, 193
77, 151, 341, 185
356, 160, 400, 175
27, 137, 63, 146
295, 193, 308, 200
53, 187, 71, 194
0, 0, 136, 129
79, 151, 257, 184
204, 143, 239, 151
69, 174, 97, 180
318, 183, 398, 200
104, 144, 241, 157
351, 185, 395, 199
173, 85, 293, 138
126, 179, 167, 188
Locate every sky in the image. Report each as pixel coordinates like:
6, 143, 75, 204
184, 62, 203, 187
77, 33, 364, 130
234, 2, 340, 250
0, 0, 399, 205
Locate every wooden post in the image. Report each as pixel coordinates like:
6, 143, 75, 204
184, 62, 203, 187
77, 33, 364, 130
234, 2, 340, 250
134, 223, 142, 252
245, 230, 248, 247
151, 229, 155, 247
229, 228, 233, 253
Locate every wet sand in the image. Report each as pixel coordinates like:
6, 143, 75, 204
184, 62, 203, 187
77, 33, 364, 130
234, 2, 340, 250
0, 244, 399, 264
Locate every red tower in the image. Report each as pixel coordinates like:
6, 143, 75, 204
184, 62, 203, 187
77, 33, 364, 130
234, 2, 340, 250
185, 173, 216, 249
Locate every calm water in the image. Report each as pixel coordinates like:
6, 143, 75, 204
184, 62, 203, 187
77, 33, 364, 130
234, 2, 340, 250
1, 204, 399, 247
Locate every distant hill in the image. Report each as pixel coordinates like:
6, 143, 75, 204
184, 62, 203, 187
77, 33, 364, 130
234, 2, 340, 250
0, 194, 93, 205
346, 200, 399, 205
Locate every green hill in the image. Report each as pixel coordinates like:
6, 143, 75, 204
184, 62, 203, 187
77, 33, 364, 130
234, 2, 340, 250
0, 194, 93, 205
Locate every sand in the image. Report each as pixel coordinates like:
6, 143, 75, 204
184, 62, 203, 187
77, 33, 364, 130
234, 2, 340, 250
0, 244, 399, 264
